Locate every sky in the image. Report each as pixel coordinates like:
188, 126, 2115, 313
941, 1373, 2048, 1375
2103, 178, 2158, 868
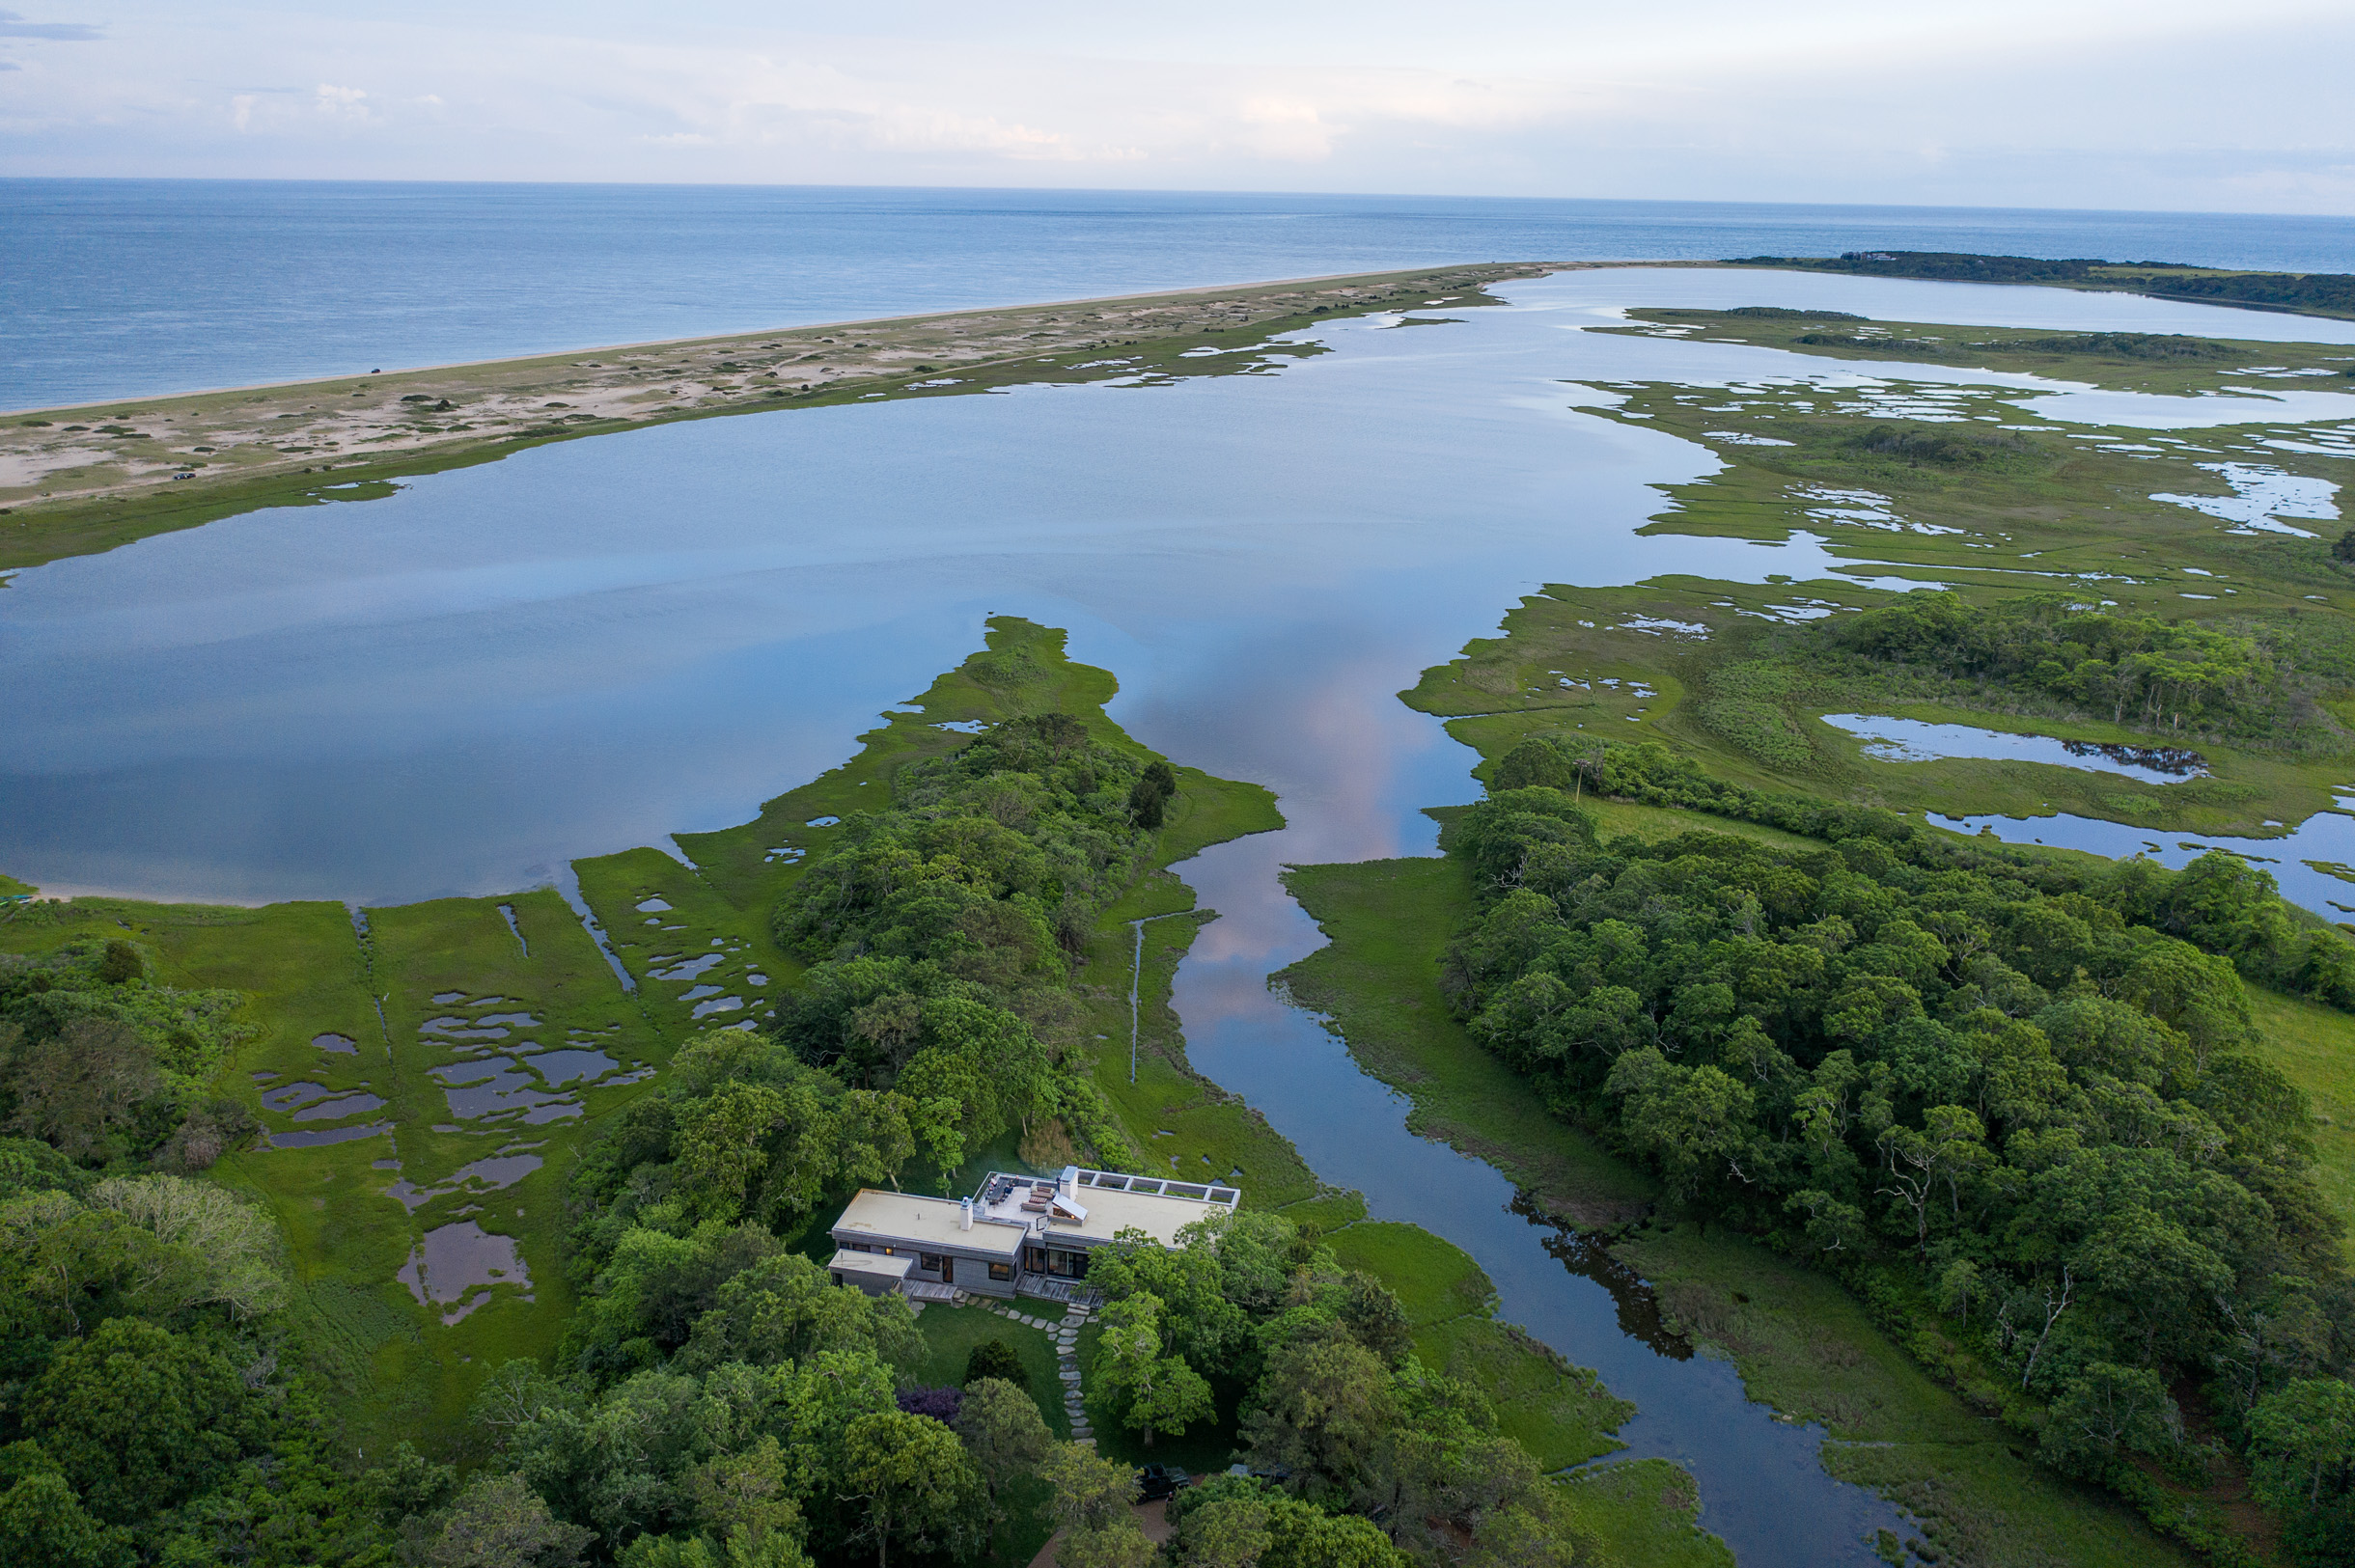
2, 0, 2352, 213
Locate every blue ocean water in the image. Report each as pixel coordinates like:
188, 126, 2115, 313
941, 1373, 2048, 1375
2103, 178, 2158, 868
7, 179, 2354, 409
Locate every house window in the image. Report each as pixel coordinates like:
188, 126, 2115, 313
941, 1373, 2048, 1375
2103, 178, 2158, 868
1023, 1245, 1046, 1271
845, 1242, 873, 1252
1044, 1248, 1090, 1279
988, 1261, 1012, 1281
919, 1253, 945, 1272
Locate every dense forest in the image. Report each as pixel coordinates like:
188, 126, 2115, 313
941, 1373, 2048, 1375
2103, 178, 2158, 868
1451, 734, 2355, 1564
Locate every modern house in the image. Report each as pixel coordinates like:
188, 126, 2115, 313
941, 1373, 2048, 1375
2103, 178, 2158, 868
825, 1165, 1243, 1304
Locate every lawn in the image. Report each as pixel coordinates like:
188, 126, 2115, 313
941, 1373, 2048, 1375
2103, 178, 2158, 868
906, 1305, 1071, 1440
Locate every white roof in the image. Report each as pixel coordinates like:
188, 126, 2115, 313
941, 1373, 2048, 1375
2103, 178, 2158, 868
831, 1190, 1024, 1257
826, 1249, 913, 1280
971, 1169, 1241, 1249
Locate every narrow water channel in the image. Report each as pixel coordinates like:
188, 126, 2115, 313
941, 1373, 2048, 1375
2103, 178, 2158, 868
1163, 715, 1919, 1566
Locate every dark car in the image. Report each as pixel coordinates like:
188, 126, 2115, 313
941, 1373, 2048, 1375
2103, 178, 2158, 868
1137, 1464, 1190, 1501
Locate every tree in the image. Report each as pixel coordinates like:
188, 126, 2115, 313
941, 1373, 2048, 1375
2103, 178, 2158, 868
1061, 1521, 1161, 1568
0, 1470, 131, 1568
962, 1337, 1026, 1391
1173, 1496, 1270, 1568
952, 1376, 1051, 1550
673, 1083, 798, 1224
88, 1173, 288, 1318
2041, 1362, 2180, 1476
1241, 1333, 1399, 1500
1461, 1486, 1608, 1568
1602, 1049, 1758, 1199
1041, 1442, 1138, 1531
686, 1252, 922, 1371
1129, 760, 1178, 831
23, 1316, 245, 1524
1171, 1477, 1408, 1568
1043, 1444, 1152, 1568
1875, 1106, 1992, 1253
2248, 1379, 2355, 1563
6, 1019, 158, 1164
1092, 1293, 1213, 1447
621, 1529, 813, 1568
683, 1435, 805, 1555
405, 1472, 593, 1568
840, 1409, 979, 1568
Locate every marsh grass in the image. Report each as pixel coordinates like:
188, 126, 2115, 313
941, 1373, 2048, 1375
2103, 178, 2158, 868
1554, 1458, 1735, 1568
1410, 577, 2355, 839
2244, 987, 2355, 1257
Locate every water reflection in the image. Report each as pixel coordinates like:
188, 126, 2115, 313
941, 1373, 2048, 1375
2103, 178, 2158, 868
1517, 1194, 1691, 1361
14, 269, 2347, 904
1824, 713, 2207, 784
1938, 807, 2355, 922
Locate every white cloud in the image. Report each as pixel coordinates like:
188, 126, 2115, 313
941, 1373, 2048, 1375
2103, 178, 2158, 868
0, 0, 2349, 212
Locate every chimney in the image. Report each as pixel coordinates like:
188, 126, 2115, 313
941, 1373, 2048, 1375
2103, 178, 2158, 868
959, 1197, 973, 1231
1060, 1164, 1080, 1198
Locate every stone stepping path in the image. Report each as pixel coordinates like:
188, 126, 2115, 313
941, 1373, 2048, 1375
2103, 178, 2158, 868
985, 1300, 1095, 1444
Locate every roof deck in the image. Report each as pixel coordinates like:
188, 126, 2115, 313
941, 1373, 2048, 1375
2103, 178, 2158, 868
970, 1166, 1241, 1249
831, 1189, 1024, 1256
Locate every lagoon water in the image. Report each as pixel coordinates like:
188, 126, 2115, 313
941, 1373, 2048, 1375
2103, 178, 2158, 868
16, 263, 2355, 1561
13, 179, 2355, 408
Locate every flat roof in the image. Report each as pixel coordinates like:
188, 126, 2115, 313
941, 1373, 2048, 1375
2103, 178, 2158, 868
971, 1168, 1241, 1250
831, 1190, 1024, 1257
826, 1249, 913, 1280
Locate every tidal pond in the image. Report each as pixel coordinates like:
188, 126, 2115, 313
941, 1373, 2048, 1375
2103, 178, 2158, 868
1937, 805, 2355, 922
1823, 713, 2207, 784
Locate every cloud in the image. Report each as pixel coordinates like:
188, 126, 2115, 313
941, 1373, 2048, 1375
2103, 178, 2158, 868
227, 82, 375, 134
1, 2, 2350, 211
0, 10, 104, 41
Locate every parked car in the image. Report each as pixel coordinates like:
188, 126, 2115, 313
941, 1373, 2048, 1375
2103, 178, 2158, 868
1137, 1464, 1191, 1501
1224, 1462, 1291, 1485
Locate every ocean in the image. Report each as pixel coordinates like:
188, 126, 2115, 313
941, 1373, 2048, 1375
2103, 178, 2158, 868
6, 179, 2354, 410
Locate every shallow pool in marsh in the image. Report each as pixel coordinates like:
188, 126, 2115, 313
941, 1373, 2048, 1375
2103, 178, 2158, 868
14, 268, 2354, 1561
1823, 713, 2208, 784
